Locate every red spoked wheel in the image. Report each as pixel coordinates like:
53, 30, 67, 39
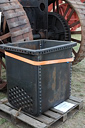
48, 0, 85, 65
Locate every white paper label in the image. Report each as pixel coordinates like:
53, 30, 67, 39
54, 101, 75, 113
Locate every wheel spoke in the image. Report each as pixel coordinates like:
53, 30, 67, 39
71, 31, 81, 34
72, 48, 77, 56
0, 58, 6, 69
63, 5, 70, 18
67, 8, 75, 22
71, 38, 81, 43
0, 32, 11, 41
3, 17, 6, 33
70, 21, 80, 28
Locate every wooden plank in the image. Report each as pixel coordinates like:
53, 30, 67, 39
0, 98, 7, 102
5, 11, 25, 19
51, 108, 64, 115
0, 0, 16, 4
0, 104, 47, 128
9, 19, 27, 28
0, 104, 13, 114
36, 115, 55, 125
15, 37, 30, 42
69, 96, 83, 110
0, 96, 83, 128
62, 113, 67, 122
66, 99, 78, 105
15, 112, 47, 128
11, 27, 31, 37
0, 33, 11, 40
69, 96, 83, 103
0, 5, 21, 11
44, 110, 62, 120
6, 101, 54, 125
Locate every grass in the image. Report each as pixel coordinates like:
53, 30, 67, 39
71, 34, 81, 53
0, 118, 7, 125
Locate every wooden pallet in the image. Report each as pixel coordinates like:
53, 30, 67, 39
0, 96, 83, 128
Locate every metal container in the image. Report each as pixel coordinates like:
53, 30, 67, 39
0, 39, 76, 116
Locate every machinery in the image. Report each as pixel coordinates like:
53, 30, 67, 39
0, 0, 85, 90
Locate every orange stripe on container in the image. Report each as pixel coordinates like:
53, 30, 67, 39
5, 51, 74, 66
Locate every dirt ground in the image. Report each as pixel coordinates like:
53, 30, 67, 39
0, 58, 85, 128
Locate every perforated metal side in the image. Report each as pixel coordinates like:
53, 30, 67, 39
8, 86, 33, 114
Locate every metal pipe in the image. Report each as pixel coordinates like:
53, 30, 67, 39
33, 34, 41, 39
33, 31, 53, 40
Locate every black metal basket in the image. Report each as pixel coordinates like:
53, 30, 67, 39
0, 39, 76, 116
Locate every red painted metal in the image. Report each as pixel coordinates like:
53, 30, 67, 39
48, 0, 85, 31
81, 0, 85, 2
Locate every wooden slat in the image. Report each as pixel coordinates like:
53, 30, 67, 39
0, 96, 83, 128
0, 0, 16, 4
5, 11, 25, 19
15, 37, 30, 42
44, 110, 62, 120
66, 99, 78, 106
3, 18, 6, 33
69, 96, 83, 103
9, 19, 27, 28
36, 115, 55, 125
11, 27, 31, 37
0, 104, 12, 114
51, 108, 64, 115
0, 104, 47, 128
0, 33, 11, 40
5, 101, 55, 125
0, 5, 21, 11
69, 96, 83, 110
12, 110, 47, 128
